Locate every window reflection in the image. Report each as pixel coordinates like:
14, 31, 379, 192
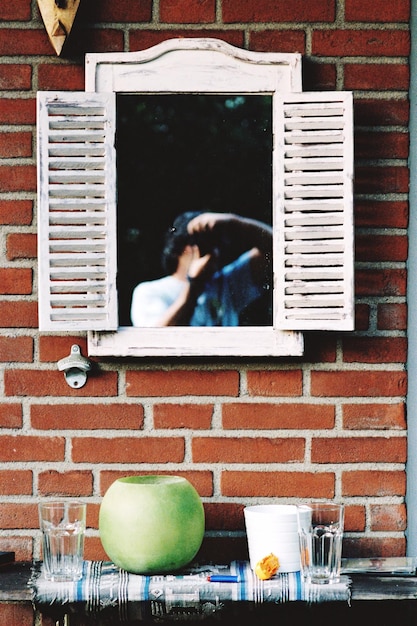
116, 94, 273, 326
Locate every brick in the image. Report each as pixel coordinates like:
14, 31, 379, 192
222, 403, 335, 429
192, 436, 305, 463
0, 131, 32, 157
100, 470, 213, 497
313, 30, 410, 57
302, 333, 338, 362
0, 470, 32, 495
129, 30, 244, 51
39, 335, 88, 362
354, 99, 409, 127
7, 233, 37, 260
0, 435, 64, 462
0, 165, 36, 192
160, 0, 216, 23
221, 471, 335, 498
0, 0, 32, 21
249, 30, 306, 53
153, 403, 213, 429
342, 470, 406, 496
197, 535, 248, 564
355, 165, 409, 194
0, 503, 39, 529
204, 502, 245, 530
355, 269, 407, 297
86, 503, 100, 529
345, 0, 410, 23
354, 303, 370, 331
0, 336, 33, 362
0, 536, 33, 562
302, 60, 337, 90
0, 65, 32, 90
343, 403, 406, 430
345, 505, 366, 532
0, 200, 32, 226
0, 29, 51, 56
0, 268, 32, 295
354, 200, 408, 229
38, 470, 93, 496
378, 303, 407, 331
246, 369, 302, 396
355, 131, 409, 160
0, 301, 38, 328
65, 28, 124, 55
311, 370, 407, 397
31, 403, 144, 430
81, 0, 152, 22
343, 536, 406, 558
0, 403, 23, 428
38, 64, 84, 91
311, 436, 406, 463
85, 536, 108, 561
126, 370, 239, 397
370, 503, 406, 531
0, 604, 34, 626
0, 98, 36, 125
4, 369, 118, 397
342, 337, 407, 363
222, 0, 336, 23
72, 436, 185, 463
344, 63, 409, 91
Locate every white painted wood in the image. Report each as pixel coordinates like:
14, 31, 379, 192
89, 327, 304, 358
275, 91, 354, 330
86, 38, 302, 94
84, 39, 306, 357
37, 39, 354, 356
37, 91, 118, 331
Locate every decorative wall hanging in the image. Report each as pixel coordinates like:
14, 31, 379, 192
37, 0, 81, 56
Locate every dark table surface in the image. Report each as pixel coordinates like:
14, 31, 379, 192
2, 562, 417, 626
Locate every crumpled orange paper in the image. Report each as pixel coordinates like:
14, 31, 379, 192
254, 553, 280, 580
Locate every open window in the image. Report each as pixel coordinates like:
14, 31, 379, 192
37, 38, 354, 357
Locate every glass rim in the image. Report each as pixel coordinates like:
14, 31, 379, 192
38, 500, 86, 509
297, 501, 344, 510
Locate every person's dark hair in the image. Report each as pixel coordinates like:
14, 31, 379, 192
162, 211, 202, 274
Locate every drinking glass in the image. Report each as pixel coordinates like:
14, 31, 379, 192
297, 502, 344, 584
39, 501, 86, 581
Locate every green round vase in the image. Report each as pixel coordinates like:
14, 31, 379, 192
99, 475, 205, 574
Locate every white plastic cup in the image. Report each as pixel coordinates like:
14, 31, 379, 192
244, 505, 301, 573
39, 501, 86, 581
297, 502, 344, 584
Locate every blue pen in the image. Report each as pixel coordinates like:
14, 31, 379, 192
207, 575, 240, 583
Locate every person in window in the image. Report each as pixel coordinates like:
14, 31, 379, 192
130, 211, 272, 327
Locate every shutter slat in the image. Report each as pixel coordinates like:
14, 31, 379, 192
276, 91, 354, 331
285, 157, 344, 171
51, 280, 107, 293
49, 157, 105, 169
49, 145, 106, 157
37, 91, 118, 331
49, 213, 107, 226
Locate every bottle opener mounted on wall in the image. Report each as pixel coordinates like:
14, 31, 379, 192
58, 344, 92, 389
37, 0, 81, 56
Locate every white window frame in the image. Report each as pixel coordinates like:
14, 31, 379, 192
37, 38, 354, 357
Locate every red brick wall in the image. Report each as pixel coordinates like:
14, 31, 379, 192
0, 0, 410, 570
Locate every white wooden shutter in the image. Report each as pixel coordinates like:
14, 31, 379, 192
37, 91, 118, 331
275, 91, 354, 330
